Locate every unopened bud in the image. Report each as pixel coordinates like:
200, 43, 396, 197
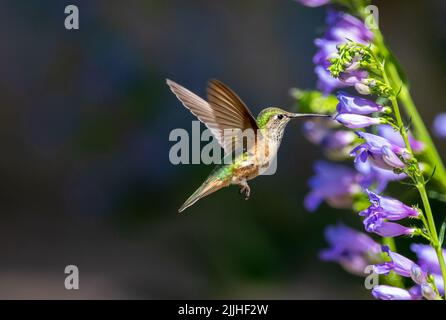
421, 284, 440, 300
410, 265, 427, 285
354, 82, 371, 95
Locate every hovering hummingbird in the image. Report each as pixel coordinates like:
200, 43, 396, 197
167, 79, 329, 212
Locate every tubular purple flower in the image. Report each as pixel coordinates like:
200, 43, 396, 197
372, 285, 415, 300
313, 11, 372, 94
323, 130, 356, 151
314, 39, 338, 68
355, 160, 407, 193
296, 0, 331, 7
336, 92, 385, 115
315, 66, 347, 95
362, 190, 420, 220
433, 113, 446, 138
338, 69, 368, 86
324, 11, 373, 43
303, 120, 356, 155
378, 125, 424, 153
409, 285, 423, 299
335, 113, 383, 129
363, 215, 415, 237
320, 223, 381, 275
355, 132, 407, 156
351, 132, 409, 170
305, 161, 361, 211
411, 244, 446, 275
373, 246, 422, 280
381, 146, 407, 168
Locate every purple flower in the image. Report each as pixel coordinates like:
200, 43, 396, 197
360, 190, 420, 221
336, 92, 385, 115
411, 244, 446, 276
355, 159, 407, 193
374, 246, 425, 281
351, 132, 409, 170
377, 125, 424, 153
409, 285, 423, 299
320, 223, 381, 275
315, 65, 347, 95
303, 120, 356, 155
433, 113, 446, 138
305, 161, 361, 211
338, 69, 368, 86
421, 283, 440, 300
335, 114, 383, 129
372, 285, 416, 300
313, 11, 373, 94
296, 0, 330, 7
324, 11, 373, 44
363, 215, 415, 237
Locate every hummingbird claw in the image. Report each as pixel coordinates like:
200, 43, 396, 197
239, 182, 251, 200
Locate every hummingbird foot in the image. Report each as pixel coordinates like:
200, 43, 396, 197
239, 181, 251, 200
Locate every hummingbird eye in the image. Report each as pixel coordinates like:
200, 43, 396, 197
277, 114, 284, 120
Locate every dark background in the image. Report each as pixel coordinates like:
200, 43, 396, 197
0, 0, 444, 299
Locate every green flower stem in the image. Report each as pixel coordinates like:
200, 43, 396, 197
373, 29, 446, 193
418, 178, 446, 295
372, 27, 446, 295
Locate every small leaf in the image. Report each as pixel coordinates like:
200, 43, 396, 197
425, 166, 437, 186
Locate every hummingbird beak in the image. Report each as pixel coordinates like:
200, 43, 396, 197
287, 113, 332, 119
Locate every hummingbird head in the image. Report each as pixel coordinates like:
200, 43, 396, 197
256, 107, 300, 141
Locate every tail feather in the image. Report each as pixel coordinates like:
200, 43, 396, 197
178, 178, 229, 213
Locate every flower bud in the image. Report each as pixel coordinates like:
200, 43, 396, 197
372, 285, 413, 300
354, 82, 371, 95
410, 265, 427, 285
421, 284, 440, 300
335, 114, 383, 129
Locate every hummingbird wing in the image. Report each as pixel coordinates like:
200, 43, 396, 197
207, 79, 260, 154
166, 79, 259, 155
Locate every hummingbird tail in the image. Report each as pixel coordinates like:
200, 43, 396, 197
178, 178, 229, 213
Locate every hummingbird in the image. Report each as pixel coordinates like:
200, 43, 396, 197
167, 79, 329, 213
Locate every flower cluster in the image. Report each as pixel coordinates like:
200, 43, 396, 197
372, 246, 441, 300
296, 0, 446, 301
359, 191, 420, 237
320, 223, 381, 275
312, 10, 373, 94
411, 244, 446, 295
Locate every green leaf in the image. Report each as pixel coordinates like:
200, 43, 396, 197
290, 89, 338, 114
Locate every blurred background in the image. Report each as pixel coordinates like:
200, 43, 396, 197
0, 0, 445, 299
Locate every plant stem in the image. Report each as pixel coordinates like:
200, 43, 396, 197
373, 29, 446, 193
373, 27, 446, 295
418, 178, 446, 294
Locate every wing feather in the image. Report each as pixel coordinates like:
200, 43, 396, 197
166, 79, 259, 154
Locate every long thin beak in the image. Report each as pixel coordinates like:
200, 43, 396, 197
288, 113, 332, 119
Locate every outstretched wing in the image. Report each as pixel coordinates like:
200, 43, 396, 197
166, 79, 259, 155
